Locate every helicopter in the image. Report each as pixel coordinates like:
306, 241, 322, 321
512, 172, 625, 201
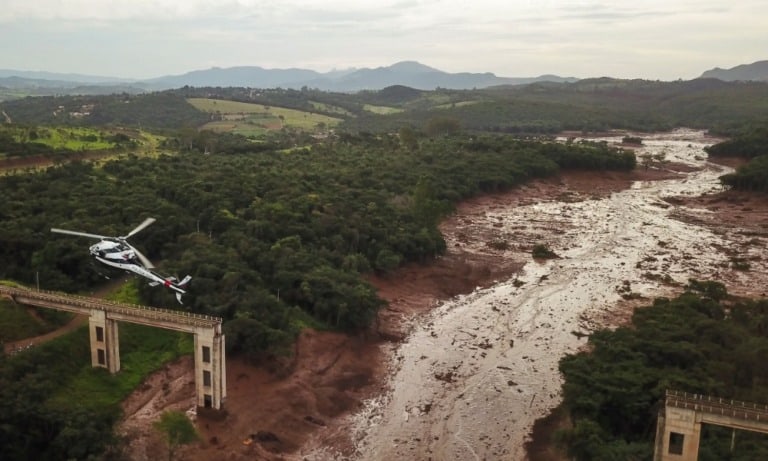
50, 218, 191, 304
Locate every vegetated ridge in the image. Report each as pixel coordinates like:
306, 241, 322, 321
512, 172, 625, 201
0, 60, 576, 96
699, 59, 768, 82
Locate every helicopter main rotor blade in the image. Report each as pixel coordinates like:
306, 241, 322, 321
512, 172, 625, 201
124, 217, 156, 239
51, 228, 109, 240
132, 246, 155, 269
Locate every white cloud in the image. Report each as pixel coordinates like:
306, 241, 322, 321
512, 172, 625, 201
0, 0, 765, 80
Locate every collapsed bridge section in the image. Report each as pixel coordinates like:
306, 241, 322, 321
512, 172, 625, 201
654, 389, 768, 460
0, 285, 226, 410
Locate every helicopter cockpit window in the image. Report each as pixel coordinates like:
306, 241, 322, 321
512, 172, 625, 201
102, 243, 129, 255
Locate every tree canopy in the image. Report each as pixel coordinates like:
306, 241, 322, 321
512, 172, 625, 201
557, 282, 768, 461
0, 132, 634, 356
709, 122, 768, 192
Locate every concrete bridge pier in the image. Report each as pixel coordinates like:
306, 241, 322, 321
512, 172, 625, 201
89, 309, 121, 373
655, 405, 702, 461
194, 326, 226, 409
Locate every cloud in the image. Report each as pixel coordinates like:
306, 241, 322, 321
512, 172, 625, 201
0, 0, 765, 80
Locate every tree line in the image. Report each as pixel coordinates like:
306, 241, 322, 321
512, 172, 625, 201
556, 282, 768, 460
708, 122, 768, 192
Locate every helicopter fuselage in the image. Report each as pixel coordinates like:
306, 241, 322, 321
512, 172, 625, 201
92, 250, 189, 301
89, 239, 137, 264
51, 218, 191, 303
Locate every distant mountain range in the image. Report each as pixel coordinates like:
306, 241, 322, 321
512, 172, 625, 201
0, 61, 577, 94
2, 59, 767, 98
145, 61, 578, 91
699, 60, 768, 82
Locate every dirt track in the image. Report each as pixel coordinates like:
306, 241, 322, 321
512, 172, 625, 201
116, 130, 768, 461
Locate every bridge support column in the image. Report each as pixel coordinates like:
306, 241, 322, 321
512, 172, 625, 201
88, 310, 120, 373
194, 326, 226, 410
655, 406, 701, 461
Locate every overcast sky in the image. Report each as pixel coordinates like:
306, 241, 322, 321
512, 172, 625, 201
1, 0, 765, 81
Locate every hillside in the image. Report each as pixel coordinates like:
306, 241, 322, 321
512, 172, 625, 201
699, 60, 768, 81
4, 78, 768, 138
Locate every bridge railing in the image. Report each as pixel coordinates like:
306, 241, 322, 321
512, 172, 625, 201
0, 285, 221, 328
666, 389, 768, 423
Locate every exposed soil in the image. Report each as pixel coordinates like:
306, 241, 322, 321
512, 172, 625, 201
0, 151, 111, 173
117, 159, 729, 461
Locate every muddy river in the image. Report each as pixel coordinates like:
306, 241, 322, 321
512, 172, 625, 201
343, 129, 744, 460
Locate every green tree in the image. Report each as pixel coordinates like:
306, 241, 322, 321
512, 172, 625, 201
398, 126, 419, 150
153, 411, 199, 461
425, 116, 461, 137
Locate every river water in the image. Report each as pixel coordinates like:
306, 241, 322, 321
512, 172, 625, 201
347, 129, 740, 460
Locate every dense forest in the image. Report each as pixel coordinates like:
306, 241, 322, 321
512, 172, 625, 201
708, 122, 768, 191
556, 282, 768, 461
0, 133, 635, 354
0, 93, 209, 131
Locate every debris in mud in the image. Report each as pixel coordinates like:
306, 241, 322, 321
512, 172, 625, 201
304, 416, 327, 426
434, 371, 455, 383
476, 339, 493, 349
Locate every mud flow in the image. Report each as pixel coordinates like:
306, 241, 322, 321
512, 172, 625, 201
341, 129, 763, 461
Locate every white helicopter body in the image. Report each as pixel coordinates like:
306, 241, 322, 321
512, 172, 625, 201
51, 218, 191, 303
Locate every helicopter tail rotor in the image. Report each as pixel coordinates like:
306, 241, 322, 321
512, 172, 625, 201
173, 276, 192, 304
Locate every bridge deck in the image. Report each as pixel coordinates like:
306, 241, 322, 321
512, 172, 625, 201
666, 390, 768, 424
0, 285, 221, 330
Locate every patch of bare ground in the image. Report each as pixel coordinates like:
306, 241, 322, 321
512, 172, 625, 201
118, 165, 694, 461
0, 151, 112, 173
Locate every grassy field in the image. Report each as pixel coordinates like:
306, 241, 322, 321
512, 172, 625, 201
309, 100, 355, 117
45, 322, 193, 411
0, 128, 168, 175
188, 98, 342, 135
0, 299, 60, 341
434, 100, 483, 109
0, 281, 73, 342
7, 126, 117, 151
362, 104, 404, 114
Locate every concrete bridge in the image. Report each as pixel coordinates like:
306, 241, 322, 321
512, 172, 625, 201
654, 389, 768, 460
0, 284, 226, 410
